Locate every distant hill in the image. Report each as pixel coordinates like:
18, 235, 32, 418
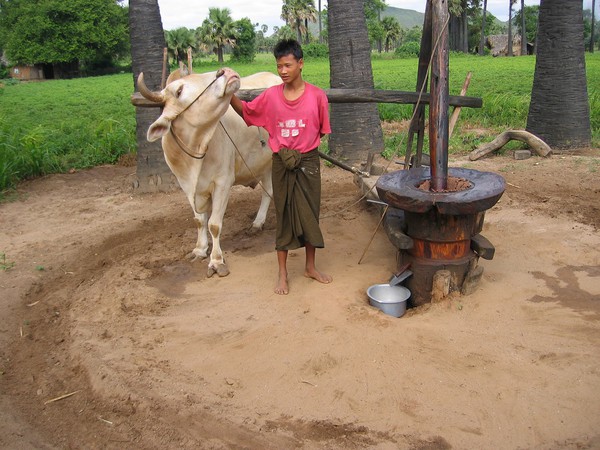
382, 6, 506, 30
382, 6, 425, 29
309, 6, 503, 36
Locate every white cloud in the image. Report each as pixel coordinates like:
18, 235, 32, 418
157, 0, 286, 31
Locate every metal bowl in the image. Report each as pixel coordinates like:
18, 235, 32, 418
367, 284, 411, 318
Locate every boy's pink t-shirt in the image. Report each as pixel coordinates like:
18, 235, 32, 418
241, 82, 331, 154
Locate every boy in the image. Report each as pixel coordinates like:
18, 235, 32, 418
230, 39, 332, 295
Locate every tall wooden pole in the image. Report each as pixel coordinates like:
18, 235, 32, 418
404, 0, 432, 169
429, 0, 449, 191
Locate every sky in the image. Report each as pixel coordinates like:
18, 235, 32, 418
150, 0, 595, 32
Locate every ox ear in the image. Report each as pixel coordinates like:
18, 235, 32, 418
166, 68, 186, 86
147, 118, 170, 142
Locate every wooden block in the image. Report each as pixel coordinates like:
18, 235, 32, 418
383, 208, 414, 250
431, 270, 451, 303
461, 265, 484, 295
471, 234, 495, 260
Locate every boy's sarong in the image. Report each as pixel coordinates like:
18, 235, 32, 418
272, 148, 324, 251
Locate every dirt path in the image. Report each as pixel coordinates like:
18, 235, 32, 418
1, 151, 599, 449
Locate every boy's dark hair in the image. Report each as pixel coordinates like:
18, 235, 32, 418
274, 39, 303, 60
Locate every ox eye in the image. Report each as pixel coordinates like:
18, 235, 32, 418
176, 85, 183, 97
216, 68, 224, 78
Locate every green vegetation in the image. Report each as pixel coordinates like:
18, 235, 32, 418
0, 74, 136, 194
0, 52, 598, 197
231, 18, 257, 63
0, 252, 15, 271
0, 0, 129, 75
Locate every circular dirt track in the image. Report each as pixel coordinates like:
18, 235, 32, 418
1, 152, 600, 449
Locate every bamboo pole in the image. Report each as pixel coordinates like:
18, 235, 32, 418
448, 71, 472, 138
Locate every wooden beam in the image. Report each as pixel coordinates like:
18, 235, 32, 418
130, 88, 483, 109
240, 88, 482, 108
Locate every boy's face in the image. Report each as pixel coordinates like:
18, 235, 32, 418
276, 54, 304, 85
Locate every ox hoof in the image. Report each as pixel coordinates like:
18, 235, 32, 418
188, 250, 208, 262
245, 225, 263, 236
207, 264, 230, 278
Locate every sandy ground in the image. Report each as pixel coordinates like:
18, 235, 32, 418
1, 149, 599, 449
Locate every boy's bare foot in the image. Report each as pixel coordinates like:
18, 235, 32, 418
275, 272, 289, 295
304, 268, 332, 284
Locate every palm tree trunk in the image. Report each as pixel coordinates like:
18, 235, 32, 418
590, 0, 596, 53
520, 0, 527, 54
377, 10, 383, 53
479, 0, 487, 55
526, 0, 591, 149
129, 0, 173, 192
327, 0, 384, 165
449, 0, 469, 53
461, 1, 468, 52
508, 2, 513, 56
296, 18, 302, 42
448, 10, 461, 51
318, 0, 323, 43
304, 18, 309, 44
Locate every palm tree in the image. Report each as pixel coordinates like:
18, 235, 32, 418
328, 0, 384, 165
129, 0, 172, 192
526, 0, 591, 149
382, 16, 402, 52
198, 7, 236, 63
281, 0, 317, 44
165, 27, 196, 65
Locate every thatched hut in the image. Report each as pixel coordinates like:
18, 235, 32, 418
486, 34, 533, 57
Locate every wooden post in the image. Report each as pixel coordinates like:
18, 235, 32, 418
429, 0, 449, 192
404, 0, 432, 169
161, 47, 168, 89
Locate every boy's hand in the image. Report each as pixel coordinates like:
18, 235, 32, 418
230, 94, 243, 118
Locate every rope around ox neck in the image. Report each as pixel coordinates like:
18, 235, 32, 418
169, 69, 226, 160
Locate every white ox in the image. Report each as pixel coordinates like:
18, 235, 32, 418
137, 68, 282, 277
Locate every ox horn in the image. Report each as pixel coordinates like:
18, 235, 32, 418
137, 72, 165, 104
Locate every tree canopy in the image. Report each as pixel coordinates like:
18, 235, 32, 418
231, 18, 257, 62
281, 0, 317, 44
0, 0, 128, 68
165, 27, 196, 65
197, 7, 236, 63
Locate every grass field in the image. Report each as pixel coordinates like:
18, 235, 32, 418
0, 52, 598, 195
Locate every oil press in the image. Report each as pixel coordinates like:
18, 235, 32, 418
375, 0, 505, 307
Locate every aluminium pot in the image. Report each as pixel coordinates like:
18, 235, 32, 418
366, 284, 411, 318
